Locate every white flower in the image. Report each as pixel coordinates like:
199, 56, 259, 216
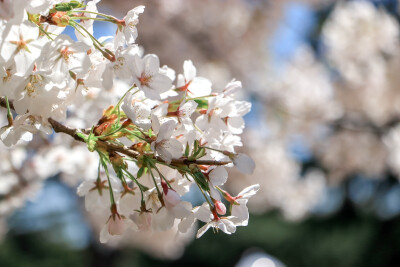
100, 208, 137, 243
77, 177, 121, 213
230, 184, 260, 226
75, 0, 101, 45
196, 217, 236, 238
115, 5, 145, 47
0, 63, 23, 98
1, 21, 47, 76
41, 35, 91, 79
151, 119, 182, 163
323, 1, 399, 85
223, 79, 242, 96
102, 45, 140, 89
0, 114, 51, 147
118, 190, 142, 215
152, 200, 192, 232
177, 60, 212, 97
132, 54, 173, 100
122, 91, 152, 130
131, 211, 152, 231
195, 95, 230, 132
12, 68, 68, 120
178, 202, 212, 233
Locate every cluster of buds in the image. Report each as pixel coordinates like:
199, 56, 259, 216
0, 0, 258, 242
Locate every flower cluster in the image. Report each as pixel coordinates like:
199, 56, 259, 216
223, 0, 400, 220
0, 0, 257, 242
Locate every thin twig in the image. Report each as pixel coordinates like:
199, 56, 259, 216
0, 96, 230, 166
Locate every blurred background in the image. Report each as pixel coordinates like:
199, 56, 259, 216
2, 0, 400, 266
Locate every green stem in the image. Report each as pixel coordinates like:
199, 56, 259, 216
71, 21, 104, 47
148, 160, 172, 188
35, 24, 54, 41
5, 97, 13, 126
70, 16, 115, 23
155, 160, 189, 173
185, 95, 214, 101
203, 146, 225, 154
96, 161, 101, 183
122, 129, 149, 142
116, 87, 139, 108
147, 162, 162, 199
123, 169, 145, 203
70, 9, 118, 21
194, 177, 214, 209
99, 154, 116, 205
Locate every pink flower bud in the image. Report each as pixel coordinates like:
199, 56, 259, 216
108, 215, 125, 236
215, 201, 226, 215
164, 188, 181, 208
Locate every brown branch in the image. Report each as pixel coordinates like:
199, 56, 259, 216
0, 96, 230, 166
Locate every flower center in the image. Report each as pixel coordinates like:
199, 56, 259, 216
139, 73, 152, 86
60, 46, 74, 62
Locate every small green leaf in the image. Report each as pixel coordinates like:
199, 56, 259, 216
195, 148, 206, 159
137, 167, 145, 178
55, 1, 85, 11
191, 140, 199, 158
192, 171, 210, 192
184, 142, 190, 157
194, 99, 208, 109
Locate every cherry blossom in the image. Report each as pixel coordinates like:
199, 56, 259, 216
115, 5, 145, 47
150, 119, 182, 163
131, 54, 173, 100
0, 1, 257, 245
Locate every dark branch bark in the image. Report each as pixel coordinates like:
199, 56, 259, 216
0, 96, 230, 166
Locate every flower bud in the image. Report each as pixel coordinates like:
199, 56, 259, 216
164, 188, 181, 207
214, 201, 226, 215
110, 152, 126, 171
87, 138, 97, 152
51, 11, 70, 27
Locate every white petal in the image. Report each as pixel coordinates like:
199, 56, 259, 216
219, 219, 236, 234
157, 120, 176, 140
164, 189, 181, 207
99, 224, 110, 243
178, 214, 196, 233
195, 203, 213, 222
171, 201, 192, 219
108, 216, 125, 236
143, 54, 160, 76
231, 199, 249, 226
196, 222, 213, 238
237, 184, 260, 199
119, 193, 141, 215
209, 166, 228, 186
227, 116, 245, 134
188, 77, 212, 97
233, 153, 255, 175
183, 60, 196, 81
